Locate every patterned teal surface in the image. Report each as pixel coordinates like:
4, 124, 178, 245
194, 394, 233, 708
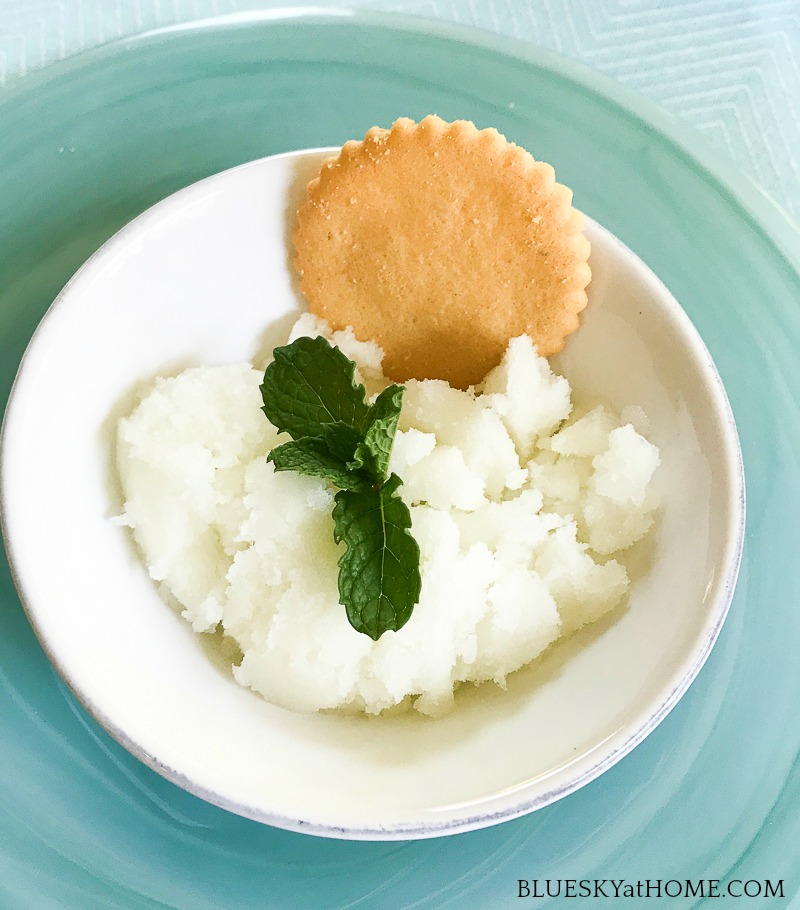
0, 0, 798, 218
1, 10, 800, 910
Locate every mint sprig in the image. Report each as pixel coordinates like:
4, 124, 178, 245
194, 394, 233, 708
260, 336, 421, 640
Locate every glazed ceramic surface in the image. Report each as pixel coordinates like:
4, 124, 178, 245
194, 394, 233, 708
0, 10, 798, 908
1, 148, 743, 839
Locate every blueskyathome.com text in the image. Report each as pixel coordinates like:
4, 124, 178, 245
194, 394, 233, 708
517, 879, 784, 899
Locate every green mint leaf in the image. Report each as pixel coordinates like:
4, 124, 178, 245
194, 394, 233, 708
352, 384, 404, 482
260, 335, 370, 440
332, 474, 422, 640
267, 439, 366, 490
320, 421, 363, 465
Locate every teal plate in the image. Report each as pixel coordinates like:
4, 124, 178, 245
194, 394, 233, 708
1, 10, 799, 909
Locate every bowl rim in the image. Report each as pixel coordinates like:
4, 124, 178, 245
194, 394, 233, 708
0, 144, 745, 840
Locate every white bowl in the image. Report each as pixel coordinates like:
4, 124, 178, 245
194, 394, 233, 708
0, 149, 744, 839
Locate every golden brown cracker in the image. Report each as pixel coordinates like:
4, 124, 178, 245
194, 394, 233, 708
293, 116, 591, 389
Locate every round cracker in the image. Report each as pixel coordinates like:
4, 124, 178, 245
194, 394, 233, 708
293, 116, 591, 389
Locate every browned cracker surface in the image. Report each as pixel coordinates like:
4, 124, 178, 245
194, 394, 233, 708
293, 116, 591, 389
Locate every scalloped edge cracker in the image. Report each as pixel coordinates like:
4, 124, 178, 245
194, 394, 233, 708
293, 116, 591, 389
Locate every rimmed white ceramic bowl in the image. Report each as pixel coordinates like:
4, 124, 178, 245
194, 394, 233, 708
0, 149, 744, 840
